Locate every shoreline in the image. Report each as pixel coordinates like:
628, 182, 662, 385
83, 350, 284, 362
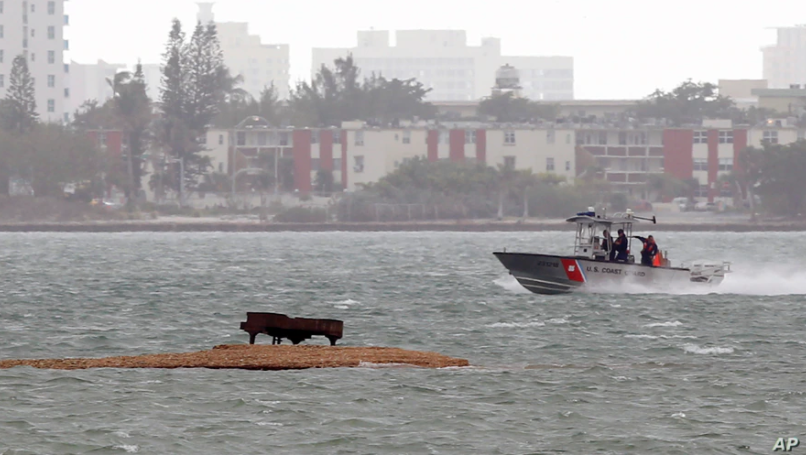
0, 219, 804, 232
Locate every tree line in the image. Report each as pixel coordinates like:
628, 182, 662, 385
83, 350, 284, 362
334, 157, 610, 222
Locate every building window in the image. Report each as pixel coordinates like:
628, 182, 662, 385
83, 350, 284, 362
402, 130, 411, 144
718, 131, 733, 144
693, 131, 707, 144
47, 74, 55, 87
565, 160, 571, 171
333, 158, 342, 170
633, 132, 647, 145
718, 158, 733, 171
546, 157, 555, 171
48, 51, 54, 64
354, 130, 364, 146
310, 130, 319, 144
696, 184, 709, 198
763, 130, 778, 144
236, 131, 246, 146
465, 129, 476, 144
566, 133, 571, 144
30, 53, 34, 62
31, 3, 35, 12
598, 132, 607, 145
693, 158, 708, 171
198, 134, 207, 145
63, 113, 69, 123
47, 26, 54, 39
0, 25, 4, 39
48, 1, 55, 14
64, 63, 69, 73
31, 29, 35, 38
439, 130, 449, 144
64, 88, 69, 97
311, 158, 320, 172
546, 130, 555, 144
504, 156, 516, 168
0, 75, 4, 88
618, 132, 627, 145
64, 40, 69, 50
218, 134, 224, 145
0, 50, 3, 63
332, 130, 341, 144
63, 14, 68, 25
353, 156, 364, 173
0, 1, 3, 14
279, 131, 289, 146
47, 99, 54, 112
504, 130, 515, 144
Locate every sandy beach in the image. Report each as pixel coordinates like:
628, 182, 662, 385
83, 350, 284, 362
0, 344, 471, 371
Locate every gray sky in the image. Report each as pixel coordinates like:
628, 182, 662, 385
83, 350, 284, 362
67, 0, 801, 99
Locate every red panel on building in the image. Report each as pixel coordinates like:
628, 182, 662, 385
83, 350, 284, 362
449, 129, 465, 161
476, 129, 486, 163
707, 129, 719, 202
293, 130, 312, 193
341, 130, 348, 189
87, 130, 124, 158
320, 130, 333, 171
427, 130, 438, 162
662, 129, 694, 181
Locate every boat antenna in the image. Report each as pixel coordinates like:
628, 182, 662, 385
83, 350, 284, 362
631, 214, 657, 224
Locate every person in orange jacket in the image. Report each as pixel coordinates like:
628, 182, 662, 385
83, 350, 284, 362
633, 235, 659, 267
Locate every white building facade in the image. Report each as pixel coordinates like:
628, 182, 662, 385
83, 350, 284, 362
343, 123, 577, 191
312, 30, 573, 102
762, 25, 806, 89
197, 3, 291, 100
0, 0, 69, 123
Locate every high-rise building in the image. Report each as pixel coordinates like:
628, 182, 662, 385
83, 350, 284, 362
197, 3, 291, 100
762, 25, 806, 89
312, 30, 574, 102
0, 0, 69, 123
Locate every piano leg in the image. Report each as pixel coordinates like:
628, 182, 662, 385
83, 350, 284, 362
327, 336, 338, 346
248, 332, 257, 345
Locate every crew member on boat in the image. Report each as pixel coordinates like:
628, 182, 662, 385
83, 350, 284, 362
634, 235, 659, 267
613, 229, 629, 262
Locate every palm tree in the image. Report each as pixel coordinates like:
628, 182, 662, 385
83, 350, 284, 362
107, 66, 150, 209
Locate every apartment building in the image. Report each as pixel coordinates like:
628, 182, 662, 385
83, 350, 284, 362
225, 119, 577, 193
0, 0, 69, 123
576, 126, 666, 199
312, 30, 573, 102
197, 3, 290, 100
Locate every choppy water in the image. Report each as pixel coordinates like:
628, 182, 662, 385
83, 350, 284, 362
1, 231, 805, 454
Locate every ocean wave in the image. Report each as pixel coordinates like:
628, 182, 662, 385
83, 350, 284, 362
486, 321, 545, 328
682, 344, 734, 355
644, 321, 683, 328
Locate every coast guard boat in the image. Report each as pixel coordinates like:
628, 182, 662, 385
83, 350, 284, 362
493, 208, 731, 295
